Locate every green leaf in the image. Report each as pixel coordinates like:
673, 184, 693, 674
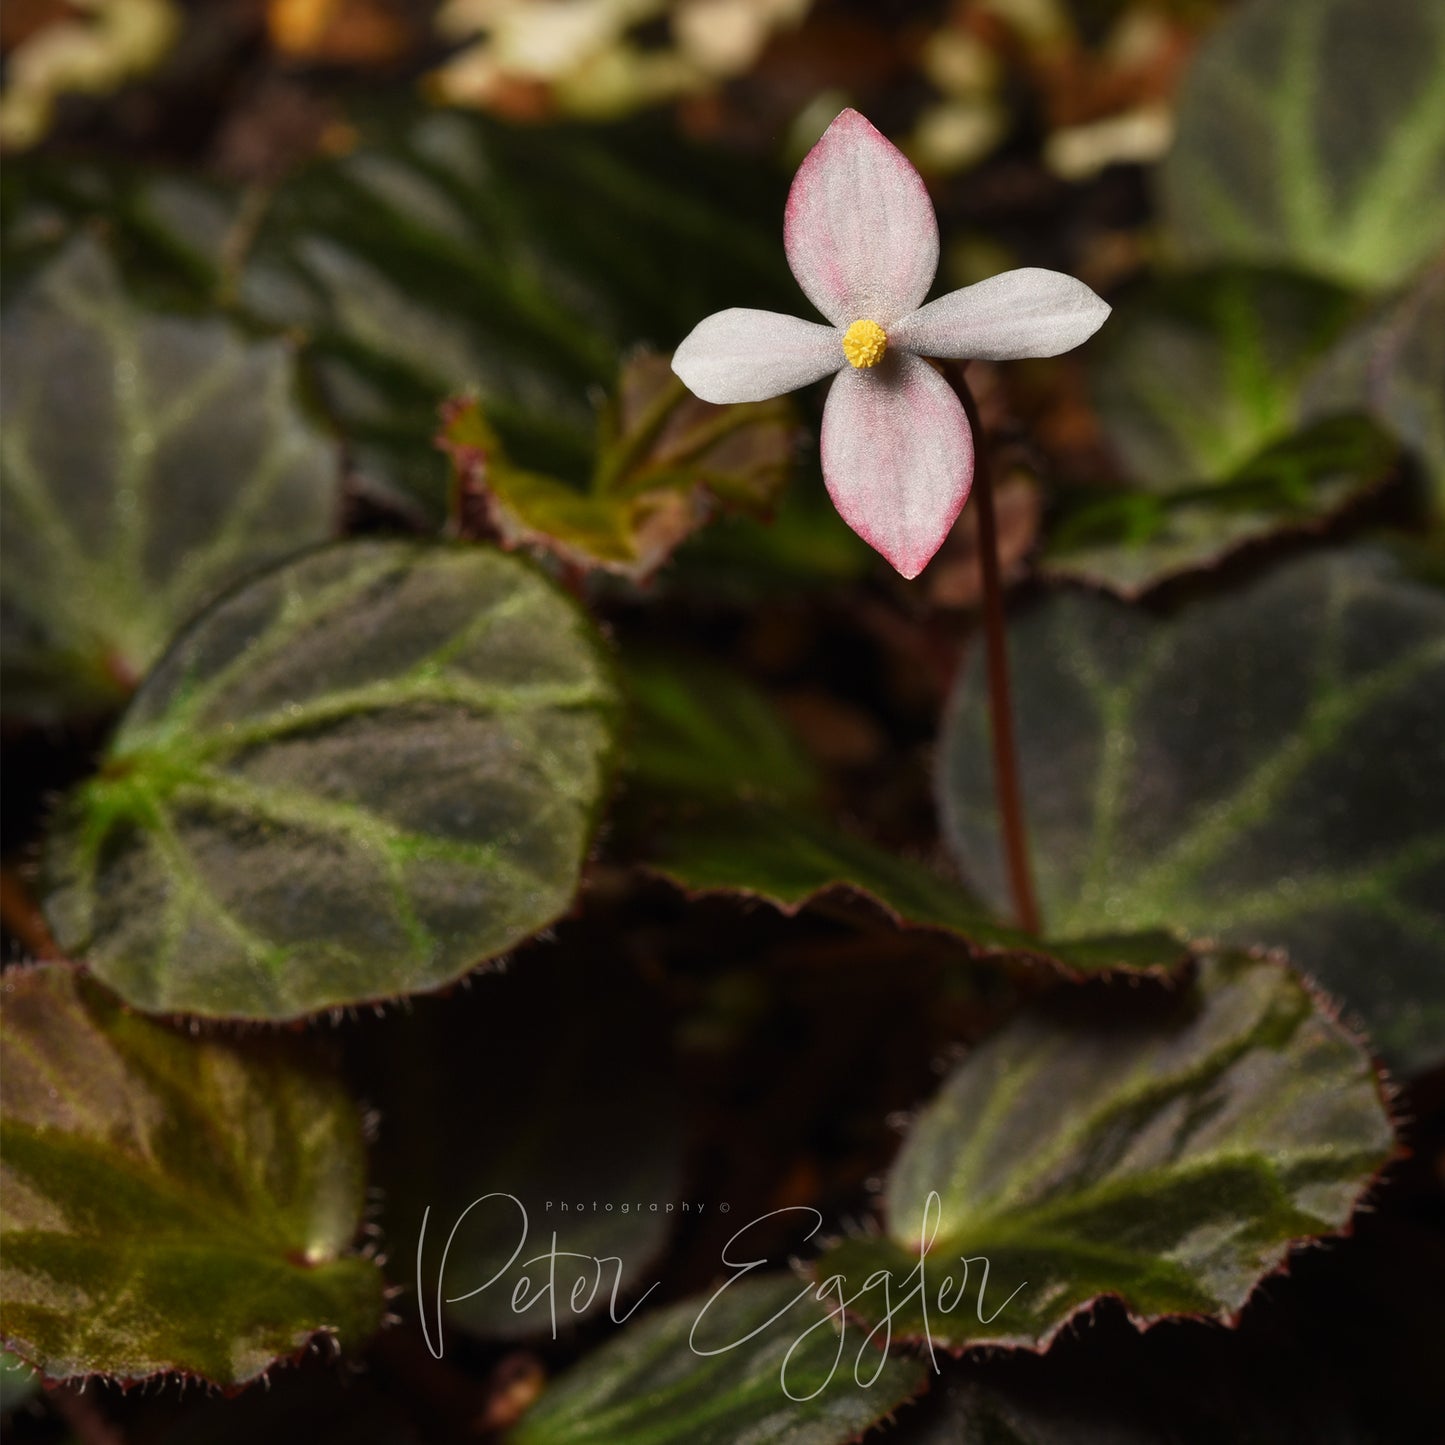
0, 156, 242, 305
0, 237, 339, 721
621, 653, 1187, 976
368, 952, 685, 1341
815, 951, 1394, 1350
623, 650, 821, 805
668, 468, 875, 600
1303, 261, 1445, 517
440, 351, 794, 580
1043, 417, 1398, 597
506, 1275, 927, 1445
0, 963, 383, 1384
1090, 269, 1358, 489
1052, 269, 1389, 595
40, 540, 620, 1020
641, 799, 1017, 942
939, 547, 1445, 1068
240, 110, 793, 516
1162, 0, 1445, 290
889, 1204, 1445, 1443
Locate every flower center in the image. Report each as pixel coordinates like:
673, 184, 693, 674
841, 318, 888, 369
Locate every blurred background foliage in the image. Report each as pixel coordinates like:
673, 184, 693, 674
2, 0, 1443, 1441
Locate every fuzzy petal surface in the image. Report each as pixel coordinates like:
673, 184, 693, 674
820, 353, 973, 578
671, 307, 842, 403
890, 268, 1111, 360
785, 109, 940, 329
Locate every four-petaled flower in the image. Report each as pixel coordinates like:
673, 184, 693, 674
672, 108, 1111, 578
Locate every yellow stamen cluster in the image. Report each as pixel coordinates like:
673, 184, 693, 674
842, 318, 888, 369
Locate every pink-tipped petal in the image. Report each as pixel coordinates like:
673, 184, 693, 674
784, 109, 940, 329
672, 308, 841, 403
889, 268, 1111, 360
820, 353, 973, 578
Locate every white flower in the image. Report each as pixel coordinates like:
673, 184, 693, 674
672, 108, 1110, 578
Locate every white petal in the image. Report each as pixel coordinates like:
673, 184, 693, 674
820, 353, 973, 579
672, 308, 841, 403
784, 109, 940, 328
890, 268, 1111, 360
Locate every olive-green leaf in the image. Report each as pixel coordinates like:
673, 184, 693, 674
622, 654, 1187, 976
1090, 269, 1357, 489
1303, 260, 1445, 517
0, 964, 384, 1384
439, 351, 794, 581
815, 952, 1394, 1351
1, 237, 340, 721
623, 650, 822, 806
886, 1207, 1445, 1444
939, 548, 1445, 1068
1043, 417, 1397, 598
506, 1275, 927, 1445
0, 156, 242, 305
1161, 0, 1445, 290
641, 799, 1180, 971
240, 110, 792, 516
1053, 269, 1390, 595
670, 470, 874, 600
40, 540, 620, 1020
369, 952, 684, 1341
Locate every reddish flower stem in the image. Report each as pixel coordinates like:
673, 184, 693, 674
949, 365, 1042, 936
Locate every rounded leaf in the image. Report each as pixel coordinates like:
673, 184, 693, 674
1303, 261, 1445, 517
1, 238, 339, 721
41, 541, 620, 1020
0, 964, 383, 1384
1162, 0, 1445, 290
939, 548, 1445, 1068
1090, 268, 1357, 489
816, 952, 1395, 1350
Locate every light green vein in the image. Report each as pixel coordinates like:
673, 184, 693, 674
1216, 833, 1445, 936
127, 550, 409, 742
1277, 0, 1332, 251
144, 799, 289, 994
1126, 635, 1445, 908
1058, 619, 1170, 925
1344, 23, 1445, 276
186, 675, 605, 760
